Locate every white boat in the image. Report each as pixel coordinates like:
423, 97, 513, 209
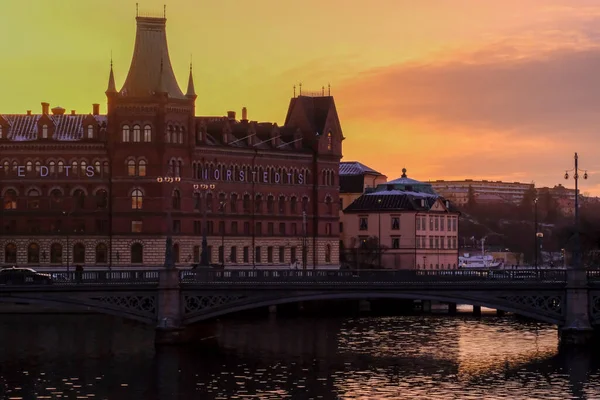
459, 237, 502, 269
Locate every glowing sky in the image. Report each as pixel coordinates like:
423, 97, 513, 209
2, 0, 600, 193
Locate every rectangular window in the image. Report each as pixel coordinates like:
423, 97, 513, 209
447, 216, 451, 231
173, 220, 181, 233
132, 220, 142, 233
391, 217, 400, 230
359, 216, 368, 231
255, 222, 262, 236
392, 237, 400, 249
230, 246, 237, 263
207, 246, 213, 263
325, 223, 332, 235
429, 236, 433, 249
207, 221, 214, 235
279, 222, 286, 235
218, 246, 224, 263
244, 222, 250, 235
243, 246, 249, 263
422, 217, 426, 229
435, 236, 439, 249
453, 237, 457, 249
416, 236, 421, 249
429, 217, 434, 230
452, 217, 457, 232
416, 217, 420, 231
219, 221, 225, 234
95, 219, 108, 233
291, 223, 297, 236
339, 222, 343, 233
27, 220, 40, 234
434, 217, 439, 231
279, 246, 285, 263
440, 217, 445, 231
231, 221, 238, 234
255, 246, 262, 263
291, 247, 297, 263
421, 236, 426, 249
193, 221, 201, 234
268, 222, 274, 236
267, 246, 273, 263
440, 237, 445, 249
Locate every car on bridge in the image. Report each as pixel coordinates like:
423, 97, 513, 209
0, 267, 53, 285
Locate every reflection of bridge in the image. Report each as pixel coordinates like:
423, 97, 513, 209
0, 269, 598, 344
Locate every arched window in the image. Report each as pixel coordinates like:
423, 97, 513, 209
176, 161, 182, 177
122, 125, 130, 142
35, 161, 41, 172
255, 195, 263, 213
230, 193, 238, 213
50, 189, 62, 209
267, 195, 274, 214
167, 125, 173, 143
94, 161, 101, 173
172, 189, 181, 210
11, 161, 17, 171
71, 161, 78, 176
80, 161, 87, 176
73, 189, 85, 209
327, 131, 332, 151
42, 125, 48, 139
49, 161, 56, 174
132, 125, 141, 142
27, 188, 40, 209
290, 196, 297, 214
4, 243, 16, 264
87, 125, 94, 139
95, 243, 108, 264
143, 125, 152, 142
27, 243, 40, 264
3, 189, 17, 210
58, 161, 64, 173
26, 161, 33, 172
131, 243, 143, 264
325, 197, 333, 215
127, 160, 136, 176
96, 189, 108, 209
3, 161, 8, 175
302, 197, 309, 213
50, 243, 63, 264
73, 243, 85, 264
178, 127, 184, 144
325, 244, 331, 263
206, 193, 213, 212
218, 193, 226, 212
243, 194, 251, 214
138, 160, 147, 177
193, 192, 201, 211
173, 243, 180, 263
131, 189, 143, 209
278, 195, 286, 214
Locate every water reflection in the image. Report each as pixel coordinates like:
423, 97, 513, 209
0, 313, 597, 399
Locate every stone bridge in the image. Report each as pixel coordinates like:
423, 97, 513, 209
0, 268, 599, 345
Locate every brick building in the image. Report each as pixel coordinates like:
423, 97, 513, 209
0, 15, 342, 269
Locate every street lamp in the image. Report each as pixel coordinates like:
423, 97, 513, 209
219, 200, 226, 268
536, 232, 544, 268
156, 174, 181, 269
534, 197, 538, 270
564, 152, 588, 269
377, 198, 382, 269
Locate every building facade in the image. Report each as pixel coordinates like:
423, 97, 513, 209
430, 179, 534, 205
0, 15, 342, 268
342, 169, 459, 269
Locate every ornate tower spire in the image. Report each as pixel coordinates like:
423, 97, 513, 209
106, 59, 117, 94
186, 62, 197, 99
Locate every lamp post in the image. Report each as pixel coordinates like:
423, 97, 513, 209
156, 174, 181, 269
377, 198, 382, 269
534, 197, 538, 270
536, 232, 544, 268
219, 200, 226, 268
564, 152, 588, 269
193, 184, 215, 267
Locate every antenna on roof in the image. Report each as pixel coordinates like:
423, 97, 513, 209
328, 83, 331, 96
322, 86, 325, 96
164, 4, 166, 18
136, 3, 139, 17
293, 85, 296, 97
110, 50, 113, 67
299, 82, 302, 95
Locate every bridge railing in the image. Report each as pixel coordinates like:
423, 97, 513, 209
179, 268, 568, 284
587, 270, 600, 281
49, 270, 160, 285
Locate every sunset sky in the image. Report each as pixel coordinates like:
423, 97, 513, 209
2, 0, 600, 193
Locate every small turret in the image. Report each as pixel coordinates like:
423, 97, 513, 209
106, 61, 117, 95
186, 62, 197, 100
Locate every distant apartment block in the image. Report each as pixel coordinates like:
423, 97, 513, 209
429, 180, 534, 205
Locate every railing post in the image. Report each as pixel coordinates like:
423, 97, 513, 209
155, 269, 185, 345
559, 269, 594, 346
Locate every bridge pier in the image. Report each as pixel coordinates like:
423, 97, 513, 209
496, 309, 505, 317
559, 269, 594, 346
472, 305, 481, 316
156, 268, 187, 345
422, 300, 432, 313
448, 302, 457, 315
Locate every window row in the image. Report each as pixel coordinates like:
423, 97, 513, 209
190, 244, 332, 264
3, 243, 108, 264
0, 124, 99, 141
3, 189, 108, 210
358, 216, 401, 231
321, 169, 336, 186
417, 215, 458, 232
417, 263, 458, 270
122, 124, 152, 143
415, 236, 458, 249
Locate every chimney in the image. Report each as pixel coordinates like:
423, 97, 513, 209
70, 110, 76, 116
242, 107, 248, 121
227, 111, 236, 120
41, 102, 49, 115
26, 110, 32, 116
92, 103, 100, 116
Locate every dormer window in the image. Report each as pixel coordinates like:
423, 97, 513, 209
87, 125, 94, 139
42, 124, 48, 139
122, 125, 130, 142
327, 131, 332, 151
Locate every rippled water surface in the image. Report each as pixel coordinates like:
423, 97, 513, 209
0, 310, 597, 399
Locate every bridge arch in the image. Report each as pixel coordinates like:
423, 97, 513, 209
0, 294, 157, 325
182, 291, 564, 326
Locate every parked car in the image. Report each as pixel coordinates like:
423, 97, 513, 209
0, 267, 53, 285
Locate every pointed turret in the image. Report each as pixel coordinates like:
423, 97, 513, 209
106, 61, 117, 95
186, 62, 197, 100
120, 16, 185, 99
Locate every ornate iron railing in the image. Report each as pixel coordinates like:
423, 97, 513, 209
180, 269, 568, 284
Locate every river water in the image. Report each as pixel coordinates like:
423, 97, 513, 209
0, 309, 597, 399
